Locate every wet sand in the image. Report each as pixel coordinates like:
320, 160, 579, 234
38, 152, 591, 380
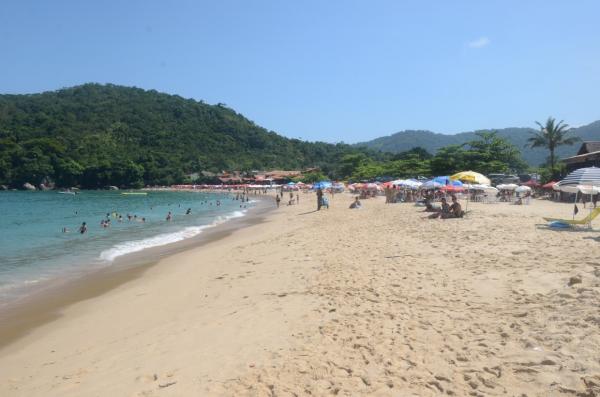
1, 193, 600, 396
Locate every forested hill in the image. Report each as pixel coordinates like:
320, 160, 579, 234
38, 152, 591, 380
0, 84, 367, 188
355, 121, 600, 166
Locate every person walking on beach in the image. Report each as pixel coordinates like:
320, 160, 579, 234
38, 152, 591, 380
316, 188, 323, 211
275, 194, 281, 208
296, 193, 299, 204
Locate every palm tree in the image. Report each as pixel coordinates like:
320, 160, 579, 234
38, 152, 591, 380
528, 117, 579, 177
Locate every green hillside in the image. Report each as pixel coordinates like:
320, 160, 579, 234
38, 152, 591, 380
356, 122, 600, 166
0, 84, 369, 188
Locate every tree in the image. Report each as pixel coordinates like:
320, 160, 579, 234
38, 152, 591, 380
528, 117, 579, 177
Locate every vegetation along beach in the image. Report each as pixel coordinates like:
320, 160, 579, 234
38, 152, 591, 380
2, 1, 600, 396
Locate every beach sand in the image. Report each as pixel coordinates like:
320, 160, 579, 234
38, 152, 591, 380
1, 193, 600, 396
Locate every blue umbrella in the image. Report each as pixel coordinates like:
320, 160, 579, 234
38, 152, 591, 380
432, 176, 463, 187
422, 180, 443, 189
313, 181, 332, 189
432, 176, 451, 185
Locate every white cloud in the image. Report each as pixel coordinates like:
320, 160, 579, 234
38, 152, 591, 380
467, 36, 490, 49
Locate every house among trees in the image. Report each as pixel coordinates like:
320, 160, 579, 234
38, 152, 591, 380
212, 169, 309, 185
562, 142, 600, 172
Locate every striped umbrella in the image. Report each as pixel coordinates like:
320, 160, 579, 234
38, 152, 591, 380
557, 167, 600, 192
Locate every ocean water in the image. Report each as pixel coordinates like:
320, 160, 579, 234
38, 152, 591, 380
0, 190, 251, 304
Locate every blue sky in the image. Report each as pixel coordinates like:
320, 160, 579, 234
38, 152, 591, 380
1, 1, 599, 142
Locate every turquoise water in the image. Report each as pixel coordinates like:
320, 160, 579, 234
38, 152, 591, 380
0, 190, 251, 304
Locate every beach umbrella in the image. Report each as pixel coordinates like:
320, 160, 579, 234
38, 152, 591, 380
403, 179, 423, 189
542, 181, 558, 190
422, 180, 444, 189
558, 184, 600, 194
394, 179, 422, 189
515, 186, 532, 193
440, 185, 464, 192
557, 167, 600, 191
432, 176, 452, 185
312, 181, 332, 190
523, 180, 540, 187
450, 171, 491, 186
497, 183, 518, 190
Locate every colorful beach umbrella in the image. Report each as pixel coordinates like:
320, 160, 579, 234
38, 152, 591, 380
450, 171, 491, 186
557, 167, 600, 192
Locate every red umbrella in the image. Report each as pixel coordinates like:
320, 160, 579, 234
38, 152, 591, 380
542, 181, 558, 189
523, 180, 540, 187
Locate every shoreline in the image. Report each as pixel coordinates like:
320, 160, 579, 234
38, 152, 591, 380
0, 194, 273, 351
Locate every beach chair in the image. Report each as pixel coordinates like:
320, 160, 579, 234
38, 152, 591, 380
543, 207, 600, 226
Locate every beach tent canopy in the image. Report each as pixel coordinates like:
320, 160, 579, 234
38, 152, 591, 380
515, 186, 532, 193
450, 171, 491, 186
542, 181, 558, 189
557, 167, 600, 192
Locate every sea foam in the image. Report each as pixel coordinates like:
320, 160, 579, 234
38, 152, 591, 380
99, 209, 246, 262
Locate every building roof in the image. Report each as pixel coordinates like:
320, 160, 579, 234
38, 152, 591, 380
563, 150, 600, 164
577, 141, 600, 155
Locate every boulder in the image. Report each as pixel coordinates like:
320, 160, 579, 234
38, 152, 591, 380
0, 185, 8, 190
108, 185, 119, 190
568, 275, 582, 287
23, 182, 36, 191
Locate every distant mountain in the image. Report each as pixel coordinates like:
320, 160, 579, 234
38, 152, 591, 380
355, 121, 600, 166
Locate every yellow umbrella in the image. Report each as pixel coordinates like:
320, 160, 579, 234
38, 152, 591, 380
450, 171, 491, 185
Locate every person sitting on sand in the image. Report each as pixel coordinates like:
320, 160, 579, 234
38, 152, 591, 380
445, 196, 464, 218
428, 198, 449, 218
349, 197, 362, 209
422, 197, 438, 212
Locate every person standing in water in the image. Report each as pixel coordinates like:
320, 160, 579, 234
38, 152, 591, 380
166, 211, 172, 221
79, 222, 87, 234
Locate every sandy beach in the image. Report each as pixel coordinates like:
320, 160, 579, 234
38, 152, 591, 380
1, 192, 600, 396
